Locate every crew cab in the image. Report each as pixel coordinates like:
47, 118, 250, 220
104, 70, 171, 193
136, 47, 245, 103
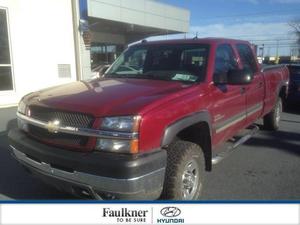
8, 38, 289, 200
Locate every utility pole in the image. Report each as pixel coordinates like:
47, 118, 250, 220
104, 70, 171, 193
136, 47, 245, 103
276, 39, 279, 64
276, 39, 279, 58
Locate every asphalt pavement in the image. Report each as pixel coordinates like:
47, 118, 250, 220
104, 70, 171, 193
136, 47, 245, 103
0, 107, 299, 200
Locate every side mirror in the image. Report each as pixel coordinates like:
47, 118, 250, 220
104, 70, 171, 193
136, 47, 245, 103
213, 71, 228, 85
227, 69, 253, 85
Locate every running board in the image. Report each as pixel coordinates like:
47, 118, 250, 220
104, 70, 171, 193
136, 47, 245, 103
212, 125, 259, 165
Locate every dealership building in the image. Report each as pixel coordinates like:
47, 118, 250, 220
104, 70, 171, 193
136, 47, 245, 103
0, 0, 190, 111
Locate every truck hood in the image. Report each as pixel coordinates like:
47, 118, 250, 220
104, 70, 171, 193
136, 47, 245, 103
26, 78, 194, 117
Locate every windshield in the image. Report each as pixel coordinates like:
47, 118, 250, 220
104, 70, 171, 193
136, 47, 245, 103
105, 44, 209, 83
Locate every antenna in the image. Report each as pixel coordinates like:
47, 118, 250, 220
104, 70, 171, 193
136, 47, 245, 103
193, 32, 198, 40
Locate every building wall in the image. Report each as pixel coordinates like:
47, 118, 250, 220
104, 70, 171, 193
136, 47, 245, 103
88, 0, 190, 33
0, 0, 77, 107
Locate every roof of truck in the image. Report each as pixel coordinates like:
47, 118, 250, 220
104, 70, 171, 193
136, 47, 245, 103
133, 37, 250, 47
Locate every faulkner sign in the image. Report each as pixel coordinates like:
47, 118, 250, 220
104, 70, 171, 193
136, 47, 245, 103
102, 207, 150, 224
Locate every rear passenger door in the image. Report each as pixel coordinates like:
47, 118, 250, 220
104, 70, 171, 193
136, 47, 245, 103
211, 44, 247, 147
236, 44, 264, 125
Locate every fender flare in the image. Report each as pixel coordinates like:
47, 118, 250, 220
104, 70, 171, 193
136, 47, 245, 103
277, 80, 288, 99
161, 111, 212, 147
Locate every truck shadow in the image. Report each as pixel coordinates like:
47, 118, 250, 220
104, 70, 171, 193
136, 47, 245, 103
284, 104, 300, 114
244, 130, 300, 157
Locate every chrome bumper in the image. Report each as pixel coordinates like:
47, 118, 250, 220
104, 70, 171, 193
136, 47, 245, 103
10, 145, 165, 199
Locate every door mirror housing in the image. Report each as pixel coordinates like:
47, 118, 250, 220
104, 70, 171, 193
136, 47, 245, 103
213, 71, 228, 85
214, 69, 253, 85
227, 68, 253, 85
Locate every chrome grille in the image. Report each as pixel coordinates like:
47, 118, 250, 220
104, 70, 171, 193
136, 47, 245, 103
27, 105, 94, 147
29, 105, 94, 128
28, 125, 89, 146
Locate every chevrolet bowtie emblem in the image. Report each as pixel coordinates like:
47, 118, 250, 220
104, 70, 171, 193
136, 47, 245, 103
46, 120, 60, 133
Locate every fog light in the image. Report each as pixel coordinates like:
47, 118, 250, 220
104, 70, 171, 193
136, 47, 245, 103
96, 139, 131, 153
95, 139, 139, 154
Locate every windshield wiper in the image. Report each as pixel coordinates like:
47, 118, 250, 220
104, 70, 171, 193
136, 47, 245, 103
141, 71, 171, 81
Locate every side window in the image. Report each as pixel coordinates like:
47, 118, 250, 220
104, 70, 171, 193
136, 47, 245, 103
236, 44, 257, 73
214, 44, 237, 76
0, 8, 13, 91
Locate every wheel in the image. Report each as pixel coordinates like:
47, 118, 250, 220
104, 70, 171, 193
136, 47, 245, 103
162, 140, 205, 200
263, 98, 282, 130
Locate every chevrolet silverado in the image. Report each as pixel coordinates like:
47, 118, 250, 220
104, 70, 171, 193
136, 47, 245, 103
9, 38, 289, 200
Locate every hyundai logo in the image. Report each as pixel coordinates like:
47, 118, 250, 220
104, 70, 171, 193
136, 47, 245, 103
160, 207, 181, 217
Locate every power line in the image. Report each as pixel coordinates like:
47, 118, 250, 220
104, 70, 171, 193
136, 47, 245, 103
228, 33, 293, 38
189, 33, 297, 40
245, 38, 295, 41
197, 8, 300, 19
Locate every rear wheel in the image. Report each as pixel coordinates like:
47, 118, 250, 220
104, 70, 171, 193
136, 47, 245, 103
162, 140, 205, 200
263, 98, 282, 130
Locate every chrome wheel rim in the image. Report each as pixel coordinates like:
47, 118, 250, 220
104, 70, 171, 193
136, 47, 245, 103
181, 159, 200, 200
275, 101, 282, 125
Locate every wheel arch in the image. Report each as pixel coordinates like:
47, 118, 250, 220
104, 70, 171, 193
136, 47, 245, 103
161, 111, 213, 171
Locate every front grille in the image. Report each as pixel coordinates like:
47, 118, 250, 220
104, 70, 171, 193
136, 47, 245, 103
28, 125, 89, 146
29, 105, 94, 128
27, 106, 94, 147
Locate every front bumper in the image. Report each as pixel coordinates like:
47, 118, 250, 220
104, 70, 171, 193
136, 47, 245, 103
8, 129, 166, 200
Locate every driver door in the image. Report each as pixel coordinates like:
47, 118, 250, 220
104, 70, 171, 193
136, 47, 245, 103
210, 44, 247, 147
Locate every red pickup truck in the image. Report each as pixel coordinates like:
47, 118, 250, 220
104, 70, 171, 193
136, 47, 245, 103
9, 38, 289, 200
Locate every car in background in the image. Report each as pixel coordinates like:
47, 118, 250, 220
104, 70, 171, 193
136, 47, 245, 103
287, 64, 300, 105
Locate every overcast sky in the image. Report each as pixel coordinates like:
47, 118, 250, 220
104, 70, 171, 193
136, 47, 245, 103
150, 0, 300, 56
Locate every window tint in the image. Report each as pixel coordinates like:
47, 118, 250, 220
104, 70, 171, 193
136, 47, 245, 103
236, 44, 257, 73
214, 44, 237, 75
0, 8, 13, 91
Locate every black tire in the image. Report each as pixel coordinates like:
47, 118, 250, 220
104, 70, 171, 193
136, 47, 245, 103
263, 98, 282, 131
162, 140, 205, 200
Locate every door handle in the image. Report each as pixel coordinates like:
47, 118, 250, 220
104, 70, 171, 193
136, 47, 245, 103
240, 87, 246, 94
258, 82, 263, 88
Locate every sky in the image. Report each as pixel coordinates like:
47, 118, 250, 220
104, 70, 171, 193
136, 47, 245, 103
151, 0, 300, 56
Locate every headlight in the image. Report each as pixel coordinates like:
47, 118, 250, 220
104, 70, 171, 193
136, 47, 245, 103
18, 100, 27, 115
96, 116, 141, 153
101, 116, 140, 132
17, 100, 29, 132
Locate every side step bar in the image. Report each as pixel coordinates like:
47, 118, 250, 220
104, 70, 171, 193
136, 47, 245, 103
212, 125, 259, 165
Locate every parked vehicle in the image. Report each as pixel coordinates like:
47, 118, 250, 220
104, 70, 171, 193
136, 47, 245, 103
287, 64, 300, 105
9, 38, 289, 200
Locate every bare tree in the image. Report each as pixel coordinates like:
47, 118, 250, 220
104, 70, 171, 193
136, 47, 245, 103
289, 19, 300, 56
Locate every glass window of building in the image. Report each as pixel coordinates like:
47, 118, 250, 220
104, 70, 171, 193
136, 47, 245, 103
0, 8, 13, 91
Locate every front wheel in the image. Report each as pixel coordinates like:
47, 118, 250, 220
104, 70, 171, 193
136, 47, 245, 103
162, 140, 205, 200
263, 98, 282, 130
